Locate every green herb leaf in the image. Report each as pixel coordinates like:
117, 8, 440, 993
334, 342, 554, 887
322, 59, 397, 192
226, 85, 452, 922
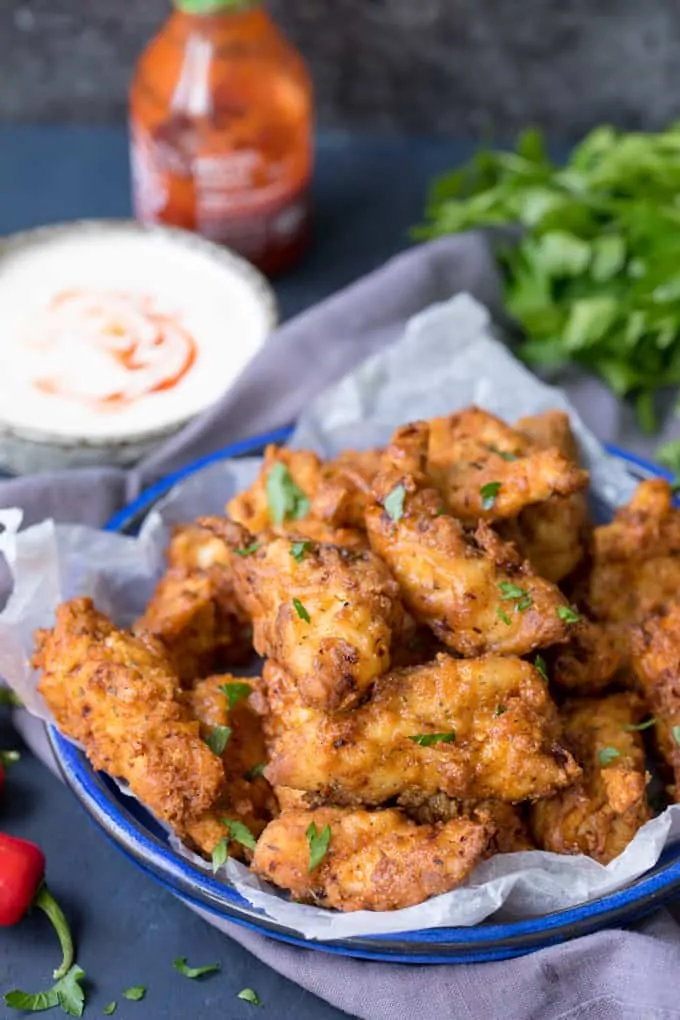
211, 837, 228, 873
293, 598, 310, 623
206, 725, 232, 756
598, 746, 621, 766
236, 542, 260, 558
0, 688, 22, 707
123, 987, 146, 1002
4, 987, 59, 1012
657, 438, 680, 477
306, 822, 332, 872
480, 481, 501, 511
245, 761, 266, 781
408, 732, 456, 746
4, 966, 86, 1017
290, 540, 312, 563
557, 606, 581, 624
495, 705, 507, 717
486, 444, 519, 462
104, 1003, 117, 1016
237, 988, 262, 1007
624, 717, 657, 732
673, 725, 680, 746
223, 818, 257, 852
496, 607, 512, 626
266, 462, 310, 526
219, 682, 252, 711
0, 750, 20, 766
534, 654, 549, 682
384, 483, 406, 522
173, 958, 221, 980
498, 581, 533, 613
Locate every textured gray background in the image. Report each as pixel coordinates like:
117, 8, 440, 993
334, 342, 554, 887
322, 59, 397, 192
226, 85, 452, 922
2, 0, 679, 134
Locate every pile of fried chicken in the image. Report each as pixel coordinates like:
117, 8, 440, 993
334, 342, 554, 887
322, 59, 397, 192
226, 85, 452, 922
32, 407, 680, 913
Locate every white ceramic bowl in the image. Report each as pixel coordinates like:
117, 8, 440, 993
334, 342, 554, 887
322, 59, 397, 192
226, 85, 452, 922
0, 220, 278, 474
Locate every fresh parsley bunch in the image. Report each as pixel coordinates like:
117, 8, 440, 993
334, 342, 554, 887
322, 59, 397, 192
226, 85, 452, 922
415, 124, 680, 431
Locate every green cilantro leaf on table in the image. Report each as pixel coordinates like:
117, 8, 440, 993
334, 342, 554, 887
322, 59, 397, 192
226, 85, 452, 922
480, 481, 501, 511
534, 654, 549, 682
557, 606, 581, 624
123, 987, 146, 1002
408, 732, 456, 746
598, 746, 621, 766
266, 463, 309, 526
219, 682, 252, 711
206, 726, 232, 755
290, 540, 312, 563
104, 1003, 117, 1015
293, 598, 311, 623
306, 822, 332, 872
173, 958, 221, 979
4, 964, 86, 1017
414, 124, 680, 430
237, 988, 262, 1006
223, 819, 257, 852
384, 483, 406, 522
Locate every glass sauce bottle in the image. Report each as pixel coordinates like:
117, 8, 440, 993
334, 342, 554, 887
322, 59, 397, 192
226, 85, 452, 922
129, 0, 313, 276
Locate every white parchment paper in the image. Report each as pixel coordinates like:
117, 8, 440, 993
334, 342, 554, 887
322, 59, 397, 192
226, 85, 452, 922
1, 293, 675, 942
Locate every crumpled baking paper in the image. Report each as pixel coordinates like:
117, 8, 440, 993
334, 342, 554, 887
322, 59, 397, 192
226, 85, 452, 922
1, 293, 675, 942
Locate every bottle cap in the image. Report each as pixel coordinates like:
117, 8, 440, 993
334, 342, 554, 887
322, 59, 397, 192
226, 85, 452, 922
174, 0, 259, 12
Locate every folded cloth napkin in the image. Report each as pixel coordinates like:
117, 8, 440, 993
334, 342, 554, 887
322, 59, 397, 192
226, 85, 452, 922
4, 234, 680, 1020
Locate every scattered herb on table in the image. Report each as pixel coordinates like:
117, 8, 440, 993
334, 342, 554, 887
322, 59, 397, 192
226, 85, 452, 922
219, 682, 252, 712
408, 732, 456, 746
5, 964, 86, 1017
384, 483, 406, 522
415, 124, 680, 431
238, 988, 262, 1006
173, 957, 221, 979
306, 822, 332, 872
266, 463, 309, 525
122, 986, 146, 1002
104, 1003, 117, 1015
480, 481, 501, 511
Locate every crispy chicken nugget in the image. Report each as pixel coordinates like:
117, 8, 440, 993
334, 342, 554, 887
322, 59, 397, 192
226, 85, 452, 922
403, 795, 535, 854
530, 693, 651, 863
34, 598, 225, 834
252, 806, 491, 911
550, 619, 627, 695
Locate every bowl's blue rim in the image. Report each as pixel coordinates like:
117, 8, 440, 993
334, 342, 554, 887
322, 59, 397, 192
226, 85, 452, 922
47, 430, 680, 962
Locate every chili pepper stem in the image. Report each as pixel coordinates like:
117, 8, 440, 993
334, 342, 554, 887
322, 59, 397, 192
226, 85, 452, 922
33, 884, 74, 979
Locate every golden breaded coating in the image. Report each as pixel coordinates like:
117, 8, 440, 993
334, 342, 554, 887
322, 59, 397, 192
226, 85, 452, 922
135, 521, 250, 683
366, 424, 571, 657
34, 598, 225, 833
426, 407, 588, 523
263, 656, 580, 806
550, 619, 627, 695
227, 528, 404, 711
588, 480, 680, 624
184, 675, 277, 859
403, 795, 535, 854
630, 605, 680, 799
252, 807, 491, 911
530, 694, 651, 863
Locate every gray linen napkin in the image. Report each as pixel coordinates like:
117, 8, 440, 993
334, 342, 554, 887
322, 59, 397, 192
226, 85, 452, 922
4, 234, 680, 1020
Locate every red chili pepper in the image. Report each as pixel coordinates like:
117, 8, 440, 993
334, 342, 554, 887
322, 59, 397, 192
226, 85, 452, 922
0, 833, 74, 979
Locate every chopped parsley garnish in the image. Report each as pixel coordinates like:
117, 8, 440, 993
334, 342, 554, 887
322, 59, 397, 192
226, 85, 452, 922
237, 988, 262, 1007
498, 581, 533, 612
479, 481, 501, 510
384, 483, 406, 522
123, 987, 146, 1002
173, 958, 221, 980
496, 607, 512, 626
598, 746, 621, 766
486, 444, 519, 462
266, 462, 310, 526
293, 598, 310, 623
495, 705, 507, 717
557, 606, 581, 624
408, 732, 456, 746
104, 1003, 117, 1016
223, 818, 257, 852
219, 682, 252, 711
235, 542, 260, 557
534, 655, 549, 682
245, 761, 266, 781
4, 965, 87, 1017
290, 540, 312, 563
211, 838, 228, 873
206, 725, 232, 756
673, 726, 680, 746
624, 717, 657, 732
306, 822, 332, 872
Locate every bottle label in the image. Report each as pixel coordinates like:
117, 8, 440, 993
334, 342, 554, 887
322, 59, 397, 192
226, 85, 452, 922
129, 123, 170, 222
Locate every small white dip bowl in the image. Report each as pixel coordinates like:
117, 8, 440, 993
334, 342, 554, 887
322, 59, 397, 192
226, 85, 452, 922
0, 220, 278, 474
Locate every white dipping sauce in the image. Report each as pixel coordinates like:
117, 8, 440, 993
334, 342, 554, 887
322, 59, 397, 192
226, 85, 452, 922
0, 226, 274, 439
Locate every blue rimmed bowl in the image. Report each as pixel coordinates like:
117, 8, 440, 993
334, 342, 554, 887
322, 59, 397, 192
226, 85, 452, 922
47, 430, 680, 964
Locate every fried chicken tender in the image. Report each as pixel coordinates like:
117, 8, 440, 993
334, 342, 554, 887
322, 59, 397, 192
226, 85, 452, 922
135, 521, 250, 683
550, 619, 627, 695
630, 604, 680, 799
184, 675, 277, 859
426, 407, 588, 523
530, 693, 651, 863
262, 656, 580, 806
224, 524, 404, 711
588, 480, 680, 624
34, 598, 225, 833
252, 807, 490, 911
404, 795, 535, 854
366, 423, 571, 657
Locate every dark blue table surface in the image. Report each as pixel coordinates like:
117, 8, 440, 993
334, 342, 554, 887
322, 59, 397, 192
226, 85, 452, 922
0, 127, 475, 1019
